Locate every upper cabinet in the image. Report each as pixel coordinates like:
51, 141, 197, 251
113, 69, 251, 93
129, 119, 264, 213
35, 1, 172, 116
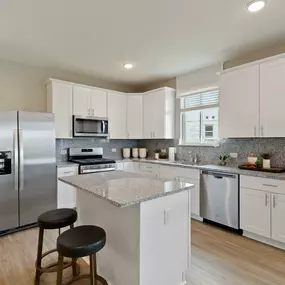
260, 58, 285, 137
219, 65, 260, 138
143, 87, 176, 139
127, 94, 143, 139
73, 85, 107, 117
47, 79, 73, 138
108, 92, 127, 139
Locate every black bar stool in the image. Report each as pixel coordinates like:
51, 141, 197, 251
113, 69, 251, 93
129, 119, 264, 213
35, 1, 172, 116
56, 225, 108, 285
34, 208, 78, 285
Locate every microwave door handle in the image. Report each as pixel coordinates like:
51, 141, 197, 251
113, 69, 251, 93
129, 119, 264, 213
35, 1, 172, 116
102, 121, 106, 134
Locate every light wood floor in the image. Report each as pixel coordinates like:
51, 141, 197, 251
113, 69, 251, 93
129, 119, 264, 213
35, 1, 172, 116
1, 221, 285, 285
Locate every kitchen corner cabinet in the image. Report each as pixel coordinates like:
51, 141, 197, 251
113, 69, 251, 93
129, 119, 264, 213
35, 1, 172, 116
57, 166, 78, 209
127, 94, 143, 139
73, 86, 107, 117
260, 58, 285, 137
219, 65, 259, 138
47, 79, 73, 138
108, 92, 127, 139
143, 87, 175, 139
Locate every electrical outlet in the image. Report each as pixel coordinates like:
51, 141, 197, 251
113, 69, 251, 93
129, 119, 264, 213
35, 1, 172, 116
61, 149, 67, 155
230, 153, 238, 158
111, 148, 116, 153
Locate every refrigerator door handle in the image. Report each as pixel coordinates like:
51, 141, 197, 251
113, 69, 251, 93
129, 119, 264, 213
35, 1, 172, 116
13, 129, 19, 191
19, 128, 24, 191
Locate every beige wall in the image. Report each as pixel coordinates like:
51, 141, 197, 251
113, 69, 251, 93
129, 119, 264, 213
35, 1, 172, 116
0, 59, 134, 112
224, 43, 285, 69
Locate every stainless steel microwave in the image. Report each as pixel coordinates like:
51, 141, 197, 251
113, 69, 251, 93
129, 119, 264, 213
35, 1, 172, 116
73, 116, 108, 137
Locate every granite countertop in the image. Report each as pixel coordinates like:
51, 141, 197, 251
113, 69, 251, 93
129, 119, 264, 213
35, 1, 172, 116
115, 158, 285, 180
57, 161, 79, 168
59, 171, 194, 208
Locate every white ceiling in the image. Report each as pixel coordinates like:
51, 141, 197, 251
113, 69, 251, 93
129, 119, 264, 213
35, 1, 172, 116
0, 0, 285, 85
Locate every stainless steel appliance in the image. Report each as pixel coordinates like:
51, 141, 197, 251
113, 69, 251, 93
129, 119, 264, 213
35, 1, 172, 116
0, 111, 57, 234
73, 116, 108, 137
200, 170, 239, 229
68, 148, 116, 174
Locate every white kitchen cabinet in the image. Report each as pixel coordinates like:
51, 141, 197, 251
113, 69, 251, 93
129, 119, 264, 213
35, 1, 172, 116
219, 65, 260, 138
108, 92, 127, 139
73, 85, 91, 116
47, 79, 73, 138
57, 166, 78, 209
271, 193, 285, 243
178, 176, 200, 217
260, 58, 285, 137
73, 85, 107, 117
127, 94, 143, 139
139, 163, 160, 177
124, 162, 139, 173
240, 187, 271, 238
90, 88, 107, 117
116, 162, 124, 170
143, 87, 175, 139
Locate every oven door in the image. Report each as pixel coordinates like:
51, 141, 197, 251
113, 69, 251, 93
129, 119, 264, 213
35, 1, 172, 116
73, 116, 109, 137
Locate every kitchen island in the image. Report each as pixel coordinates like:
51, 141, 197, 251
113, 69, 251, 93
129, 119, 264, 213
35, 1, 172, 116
59, 171, 193, 285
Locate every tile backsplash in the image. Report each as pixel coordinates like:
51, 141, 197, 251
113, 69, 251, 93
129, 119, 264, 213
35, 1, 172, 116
57, 137, 285, 167
56, 138, 138, 161
139, 138, 285, 167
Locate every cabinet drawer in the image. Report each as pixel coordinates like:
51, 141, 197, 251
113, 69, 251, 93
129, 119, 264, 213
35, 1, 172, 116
240, 175, 285, 194
57, 166, 78, 177
175, 168, 200, 180
139, 163, 160, 172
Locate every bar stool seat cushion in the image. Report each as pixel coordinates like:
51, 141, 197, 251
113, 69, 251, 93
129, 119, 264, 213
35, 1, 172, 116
37, 208, 77, 230
57, 225, 106, 258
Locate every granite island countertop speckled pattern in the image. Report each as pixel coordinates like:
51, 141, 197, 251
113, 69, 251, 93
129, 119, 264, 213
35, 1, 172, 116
59, 170, 194, 208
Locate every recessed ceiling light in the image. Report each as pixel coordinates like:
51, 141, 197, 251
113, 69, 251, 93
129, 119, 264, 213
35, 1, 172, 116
246, 0, 266, 12
123, 63, 133, 69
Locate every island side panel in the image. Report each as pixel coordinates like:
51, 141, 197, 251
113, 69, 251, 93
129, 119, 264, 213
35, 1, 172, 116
77, 189, 141, 285
139, 190, 191, 285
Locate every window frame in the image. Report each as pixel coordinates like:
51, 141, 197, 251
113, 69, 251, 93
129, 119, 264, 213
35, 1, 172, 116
179, 87, 220, 146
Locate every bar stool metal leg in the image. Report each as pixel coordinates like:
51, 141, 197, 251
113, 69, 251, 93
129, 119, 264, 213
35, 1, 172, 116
34, 227, 44, 285
90, 254, 97, 285
56, 255, 64, 285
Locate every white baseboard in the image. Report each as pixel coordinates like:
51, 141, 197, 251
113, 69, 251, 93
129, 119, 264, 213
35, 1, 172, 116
243, 231, 285, 251
191, 214, 203, 222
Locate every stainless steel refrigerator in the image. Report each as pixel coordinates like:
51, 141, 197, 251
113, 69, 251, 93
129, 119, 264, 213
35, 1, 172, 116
0, 111, 57, 233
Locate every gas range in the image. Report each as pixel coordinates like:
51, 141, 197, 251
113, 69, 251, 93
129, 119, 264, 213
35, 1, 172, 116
68, 147, 116, 174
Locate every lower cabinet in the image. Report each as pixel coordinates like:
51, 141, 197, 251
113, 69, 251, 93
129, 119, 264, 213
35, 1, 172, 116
57, 166, 78, 209
240, 187, 271, 238
272, 193, 285, 243
240, 176, 285, 244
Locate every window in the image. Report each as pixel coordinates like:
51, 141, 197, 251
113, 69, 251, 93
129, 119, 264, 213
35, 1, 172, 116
180, 88, 219, 145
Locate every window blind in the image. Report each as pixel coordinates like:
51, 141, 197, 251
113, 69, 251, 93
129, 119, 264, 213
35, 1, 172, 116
180, 88, 219, 112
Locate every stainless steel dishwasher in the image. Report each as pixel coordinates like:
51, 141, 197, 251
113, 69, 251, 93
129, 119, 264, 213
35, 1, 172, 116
200, 170, 240, 229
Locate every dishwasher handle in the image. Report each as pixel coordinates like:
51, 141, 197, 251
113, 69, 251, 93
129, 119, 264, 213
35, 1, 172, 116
201, 170, 237, 179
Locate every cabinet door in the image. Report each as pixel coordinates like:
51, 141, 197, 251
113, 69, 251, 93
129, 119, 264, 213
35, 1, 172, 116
90, 89, 107, 117
178, 177, 200, 217
57, 167, 77, 209
219, 65, 259, 138
271, 193, 285, 243
260, 58, 285, 137
143, 94, 154, 139
108, 92, 127, 139
240, 188, 270, 238
116, 162, 124, 170
127, 95, 143, 139
73, 86, 91, 116
151, 90, 166, 138
47, 81, 73, 138
123, 162, 139, 173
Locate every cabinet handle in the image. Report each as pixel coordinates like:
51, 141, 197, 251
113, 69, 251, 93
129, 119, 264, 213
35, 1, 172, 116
262, 184, 278, 188
92, 109, 95, 116
273, 195, 277, 208
265, 193, 269, 206
254, 126, 256, 137
153, 132, 155, 138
